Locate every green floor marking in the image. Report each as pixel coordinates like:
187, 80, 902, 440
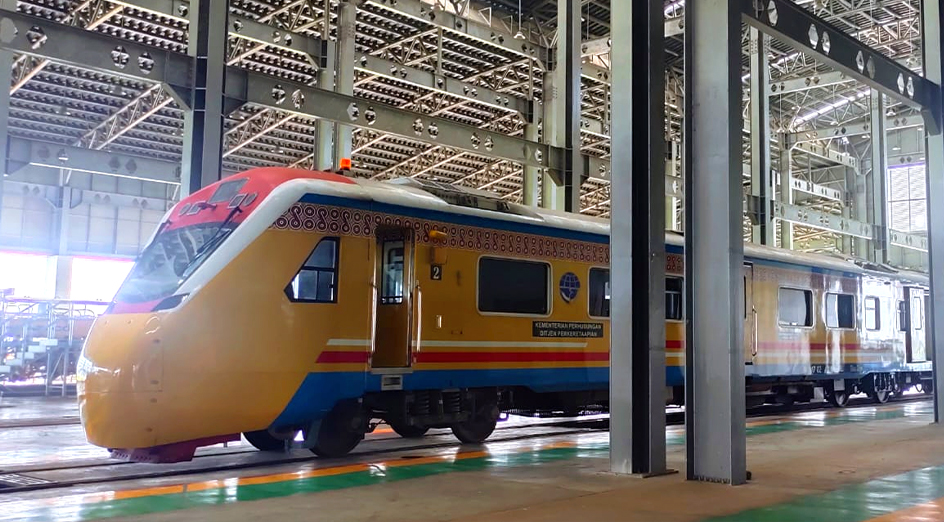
702, 465, 944, 522
4, 400, 932, 522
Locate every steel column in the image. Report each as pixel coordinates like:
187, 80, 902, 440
557, 0, 582, 212
315, 44, 336, 171
684, 0, 747, 485
921, 0, 944, 423
180, 0, 228, 195
779, 138, 794, 249
609, 0, 667, 476
867, 90, 889, 264
335, 1, 356, 162
0, 0, 12, 233
523, 123, 539, 206
750, 29, 774, 245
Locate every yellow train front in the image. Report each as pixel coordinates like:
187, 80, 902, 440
77, 166, 934, 463
76, 167, 614, 462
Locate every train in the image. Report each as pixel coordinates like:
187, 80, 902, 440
76, 166, 934, 462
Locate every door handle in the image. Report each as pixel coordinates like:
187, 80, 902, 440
414, 283, 422, 354
752, 307, 758, 357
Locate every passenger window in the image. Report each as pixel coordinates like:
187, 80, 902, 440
826, 293, 855, 329
588, 268, 610, 318
898, 300, 908, 331
286, 237, 339, 303
864, 296, 880, 331
665, 277, 683, 321
478, 257, 549, 315
779, 288, 812, 327
913, 296, 923, 330
380, 240, 405, 305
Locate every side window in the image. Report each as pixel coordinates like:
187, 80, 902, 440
864, 296, 880, 331
898, 300, 909, 331
825, 293, 855, 329
913, 296, 923, 330
588, 268, 610, 318
665, 277, 683, 321
779, 287, 812, 327
478, 257, 549, 315
380, 240, 405, 305
286, 237, 339, 303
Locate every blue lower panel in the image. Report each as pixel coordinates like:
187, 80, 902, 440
271, 366, 687, 427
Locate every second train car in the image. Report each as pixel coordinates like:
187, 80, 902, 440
76, 167, 933, 461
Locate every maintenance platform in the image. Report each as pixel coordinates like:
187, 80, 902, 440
0, 396, 941, 522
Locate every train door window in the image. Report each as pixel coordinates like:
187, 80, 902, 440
825, 293, 855, 329
778, 287, 812, 327
478, 257, 549, 315
286, 237, 339, 303
898, 300, 908, 331
588, 268, 610, 318
913, 296, 923, 329
380, 240, 405, 304
864, 296, 880, 331
665, 277, 683, 321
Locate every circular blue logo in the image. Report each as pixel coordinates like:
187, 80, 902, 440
559, 272, 580, 303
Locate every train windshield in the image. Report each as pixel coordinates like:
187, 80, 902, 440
113, 221, 237, 304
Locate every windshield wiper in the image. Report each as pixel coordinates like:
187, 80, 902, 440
178, 205, 243, 278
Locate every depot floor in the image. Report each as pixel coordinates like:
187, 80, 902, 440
4, 399, 944, 522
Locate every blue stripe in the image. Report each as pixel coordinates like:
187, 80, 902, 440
271, 366, 688, 427
299, 194, 866, 278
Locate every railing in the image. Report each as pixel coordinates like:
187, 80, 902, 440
0, 297, 108, 396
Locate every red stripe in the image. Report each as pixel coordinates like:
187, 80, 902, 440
317, 351, 369, 363
414, 351, 609, 364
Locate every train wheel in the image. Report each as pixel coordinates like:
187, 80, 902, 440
243, 429, 288, 452
826, 390, 850, 408
451, 396, 500, 444
389, 422, 429, 438
869, 390, 890, 404
310, 402, 366, 458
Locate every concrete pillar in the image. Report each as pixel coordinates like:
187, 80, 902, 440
556, 0, 582, 212
53, 255, 73, 300
920, 0, 944, 422
0, 0, 13, 233
609, 0, 668, 476
683, 0, 747, 484
749, 28, 774, 245
180, 0, 228, 195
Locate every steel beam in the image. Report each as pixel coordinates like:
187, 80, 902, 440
6, 137, 181, 184
750, 28, 774, 245
789, 176, 843, 201
609, 0, 667, 477
868, 90, 889, 263
921, 0, 944, 422
743, 0, 942, 133
314, 40, 337, 171
180, 0, 228, 195
794, 141, 858, 169
769, 70, 851, 96
787, 114, 923, 144
684, 0, 747, 485
355, 55, 530, 116
558, 0, 582, 212
365, 0, 547, 64
0, 8, 190, 90
772, 200, 874, 239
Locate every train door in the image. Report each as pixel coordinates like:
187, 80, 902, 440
371, 226, 415, 369
744, 263, 756, 365
905, 287, 927, 363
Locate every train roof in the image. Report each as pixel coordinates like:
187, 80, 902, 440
284, 169, 930, 285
